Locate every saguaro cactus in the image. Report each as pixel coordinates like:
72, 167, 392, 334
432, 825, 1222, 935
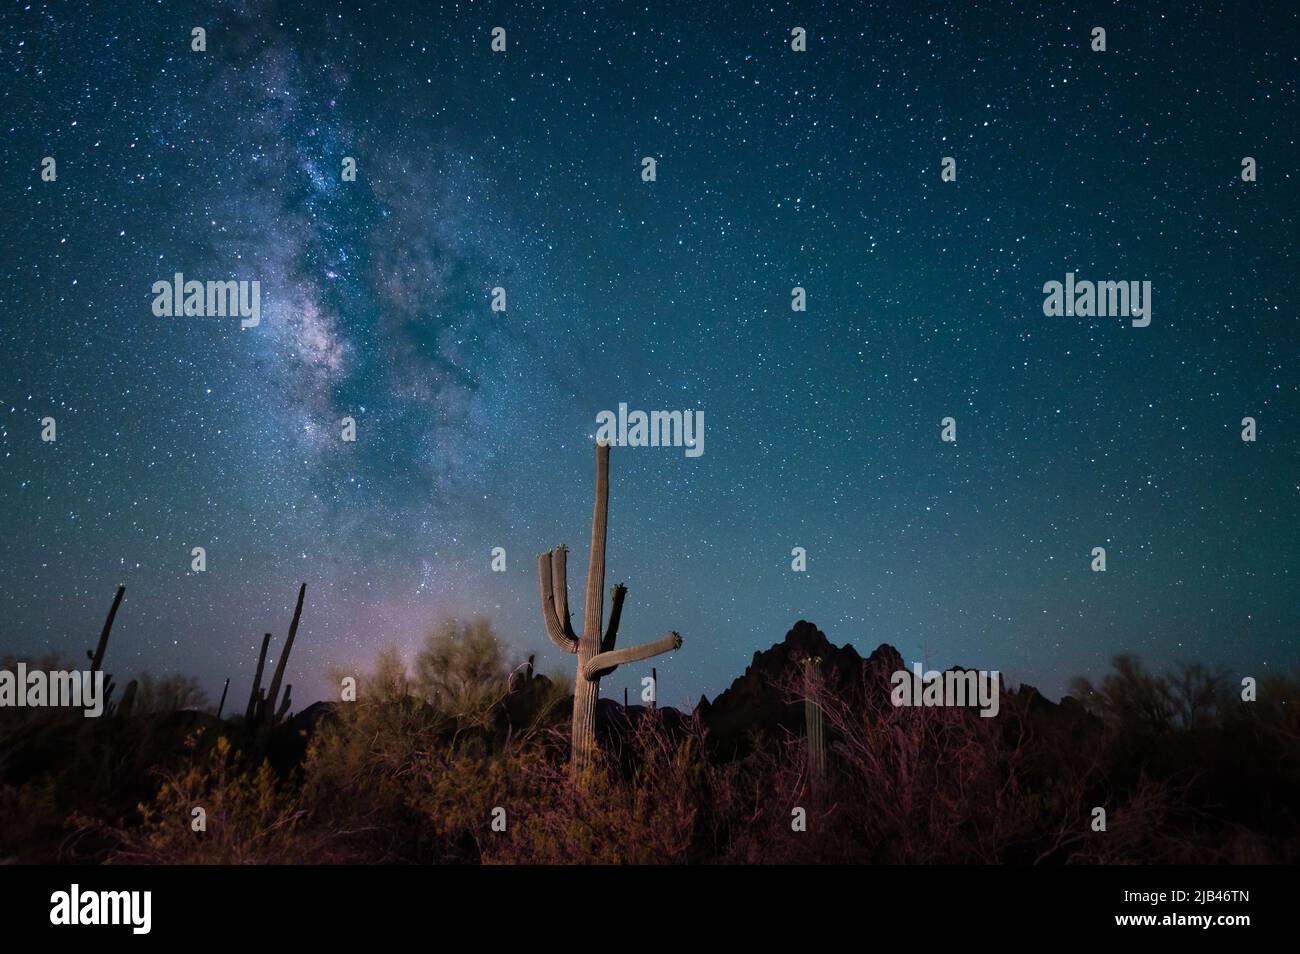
264, 583, 305, 726
87, 584, 125, 673
538, 442, 683, 779
245, 633, 272, 722
244, 583, 306, 732
803, 657, 826, 792
86, 585, 126, 710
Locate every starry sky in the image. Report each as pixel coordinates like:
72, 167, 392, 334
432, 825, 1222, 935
2, 1, 1297, 710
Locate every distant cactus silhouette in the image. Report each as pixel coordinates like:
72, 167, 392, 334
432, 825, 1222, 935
263, 583, 305, 726
245, 633, 272, 722
274, 684, 292, 723
216, 677, 230, 719
87, 584, 125, 673
87, 585, 125, 710
538, 442, 683, 779
245, 584, 306, 733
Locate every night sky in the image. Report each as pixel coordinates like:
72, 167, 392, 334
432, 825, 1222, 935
2, 1, 1297, 711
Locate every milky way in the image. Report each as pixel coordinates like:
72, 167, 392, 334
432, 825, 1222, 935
2, 1, 1297, 709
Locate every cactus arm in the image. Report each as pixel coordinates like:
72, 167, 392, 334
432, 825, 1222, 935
550, 545, 578, 640
246, 633, 271, 721
265, 583, 305, 719
601, 583, 627, 653
275, 684, 292, 723
538, 551, 579, 652
89, 584, 126, 673
582, 631, 682, 682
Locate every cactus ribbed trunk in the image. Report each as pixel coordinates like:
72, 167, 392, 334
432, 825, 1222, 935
537, 443, 685, 784
805, 696, 825, 788
571, 672, 600, 777
570, 441, 610, 777
804, 659, 826, 792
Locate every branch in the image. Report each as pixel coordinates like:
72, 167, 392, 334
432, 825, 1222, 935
549, 545, 578, 641
583, 632, 682, 682
538, 551, 579, 653
246, 632, 271, 722
265, 582, 305, 718
601, 583, 627, 653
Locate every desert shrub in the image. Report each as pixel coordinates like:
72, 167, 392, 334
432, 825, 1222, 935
128, 672, 209, 714
479, 715, 710, 865
299, 624, 568, 862
1239, 671, 1300, 758
0, 653, 82, 733
755, 658, 1112, 863
0, 776, 64, 862
103, 732, 317, 864
1069, 656, 1230, 734
414, 617, 513, 719
302, 667, 455, 862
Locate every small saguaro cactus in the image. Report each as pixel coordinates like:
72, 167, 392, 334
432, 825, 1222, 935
538, 442, 684, 779
804, 656, 826, 792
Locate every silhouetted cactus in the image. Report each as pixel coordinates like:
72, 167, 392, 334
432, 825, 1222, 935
245, 584, 306, 733
87, 585, 125, 673
216, 677, 230, 719
246, 633, 271, 722
275, 684, 292, 723
264, 583, 305, 726
538, 443, 683, 779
